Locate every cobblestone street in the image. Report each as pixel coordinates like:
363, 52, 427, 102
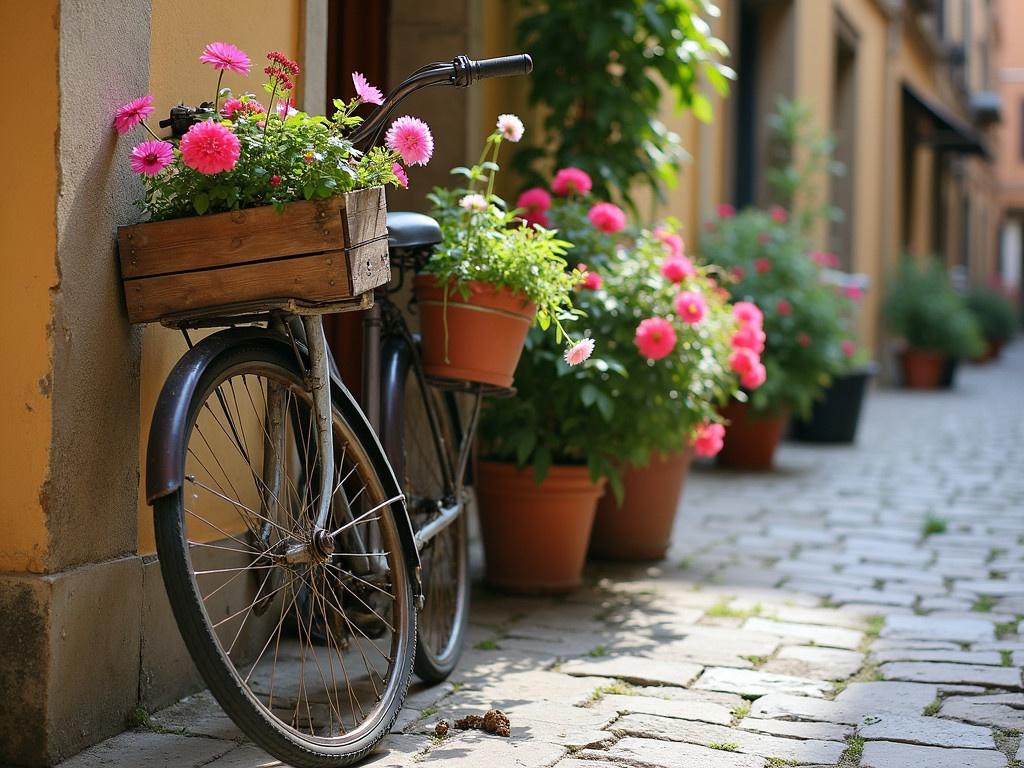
63, 344, 1024, 768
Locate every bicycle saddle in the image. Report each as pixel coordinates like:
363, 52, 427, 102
387, 211, 442, 250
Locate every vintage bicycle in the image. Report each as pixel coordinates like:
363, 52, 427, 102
143, 54, 531, 767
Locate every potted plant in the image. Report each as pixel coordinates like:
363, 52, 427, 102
115, 44, 420, 322
700, 207, 849, 468
883, 257, 983, 389
417, 117, 588, 388
966, 285, 1018, 362
518, 177, 746, 560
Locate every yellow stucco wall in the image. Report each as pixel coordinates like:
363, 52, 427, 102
0, 1, 60, 573
138, 0, 301, 555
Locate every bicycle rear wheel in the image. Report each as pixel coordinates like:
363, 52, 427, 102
153, 339, 415, 768
383, 355, 469, 682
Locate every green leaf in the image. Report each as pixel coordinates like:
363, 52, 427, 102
193, 192, 209, 215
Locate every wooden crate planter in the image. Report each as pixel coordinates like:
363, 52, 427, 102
118, 186, 389, 324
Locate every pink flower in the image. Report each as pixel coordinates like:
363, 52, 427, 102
733, 301, 763, 329
755, 258, 772, 274
129, 140, 174, 176
220, 97, 265, 119
776, 299, 792, 316
496, 114, 525, 143
841, 340, 856, 357
844, 285, 863, 301
731, 326, 766, 354
276, 97, 298, 118
459, 193, 489, 212
269, 174, 282, 187
729, 266, 746, 282
113, 95, 154, 134
729, 347, 760, 376
352, 71, 384, 105
674, 291, 707, 324
654, 227, 685, 259
179, 121, 241, 175
693, 422, 725, 458
577, 263, 602, 290
392, 163, 408, 189
385, 116, 434, 166
741, 362, 767, 389
552, 167, 592, 196
588, 202, 627, 234
661, 256, 696, 283
797, 332, 812, 348
769, 205, 787, 223
810, 250, 840, 268
516, 187, 552, 214
635, 317, 677, 361
521, 210, 550, 229
564, 338, 596, 366
717, 203, 735, 218
199, 42, 251, 75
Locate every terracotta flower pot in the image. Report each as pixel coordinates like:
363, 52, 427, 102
476, 461, 605, 594
717, 401, 789, 470
590, 448, 693, 561
900, 348, 945, 389
415, 276, 536, 388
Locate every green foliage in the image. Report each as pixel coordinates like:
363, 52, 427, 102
966, 286, 1018, 343
883, 257, 984, 358
514, 0, 733, 210
424, 130, 581, 339
700, 208, 850, 417
922, 514, 948, 537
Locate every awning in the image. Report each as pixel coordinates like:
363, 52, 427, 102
902, 83, 990, 158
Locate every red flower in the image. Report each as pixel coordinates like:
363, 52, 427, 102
755, 258, 772, 274
797, 332, 812, 348
769, 205, 788, 223
717, 203, 735, 218
776, 299, 792, 317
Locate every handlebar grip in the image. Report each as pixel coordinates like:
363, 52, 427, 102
471, 54, 533, 81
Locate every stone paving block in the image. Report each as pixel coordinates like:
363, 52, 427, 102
955, 580, 1024, 596
417, 731, 565, 766
737, 716, 851, 741
694, 667, 833, 698
939, 694, 1024, 728
871, 648, 1005, 665
860, 741, 1008, 768
595, 693, 736, 726
58, 732, 234, 768
842, 564, 946, 585
609, 714, 846, 763
560, 656, 703, 687
764, 645, 864, 680
200, 745, 285, 767
829, 588, 917, 607
880, 661, 1022, 688
149, 691, 246, 742
869, 639, 963, 652
584, 736, 767, 768
555, 760, 632, 768
858, 714, 996, 748
881, 614, 996, 643
742, 617, 864, 650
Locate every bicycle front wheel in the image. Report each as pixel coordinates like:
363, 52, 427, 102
153, 339, 415, 768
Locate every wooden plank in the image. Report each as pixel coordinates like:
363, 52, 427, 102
119, 197, 348, 278
122, 251, 352, 324
343, 186, 391, 295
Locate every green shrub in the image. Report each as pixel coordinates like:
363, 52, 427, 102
966, 287, 1018, 343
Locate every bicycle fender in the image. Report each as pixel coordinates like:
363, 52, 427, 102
145, 326, 421, 577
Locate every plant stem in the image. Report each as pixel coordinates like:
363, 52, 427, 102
213, 70, 224, 115
141, 121, 164, 142
263, 80, 279, 141
485, 138, 502, 200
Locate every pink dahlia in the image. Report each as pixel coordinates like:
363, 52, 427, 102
564, 338, 596, 366
516, 187, 551, 214
717, 203, 736, 218
755, 258, 772, 274
179, 121, 241, 175
810, 250, 840, 268
392, 163, 409, 189
661, 256, 696, 283
731, 325, 766, 354
733, 301, 763, 330
552, 167, 592, 196
385, 116, 434, 167
114, 95, 154, 135
496, 114, 525, 143
352, 71, 384, 105
693, 422, 726, 458
129, 140, 174, 176
635, 317, 677, 361
577, 263, 602, 291
741, 362, 767, 389
729, 347, 760, 376
199, 42, 251, 75
674, 291, 707, 325
769, 205, 788, 224
841, 340, 857, 357
844, 285, 863, 301
776, 299, 792, 317
220, 97, 265, 119
654, 226, 685, 259
588, 202, 627, 234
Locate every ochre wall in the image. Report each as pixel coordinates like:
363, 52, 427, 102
138, 0, 302, 554
0, 1, 59, 573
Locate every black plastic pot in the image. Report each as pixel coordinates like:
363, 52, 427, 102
792, 364, 876, 444
939, 356, 960, 389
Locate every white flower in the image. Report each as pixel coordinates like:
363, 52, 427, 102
459, 193, 489, 213
496, 113, 525, 143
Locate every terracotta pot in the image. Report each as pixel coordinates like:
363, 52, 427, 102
900, 348, 945, 389
415, 276, 536, 388
717, 401, 789, 470
590, 448, 693, 561
476, 461, 605, 594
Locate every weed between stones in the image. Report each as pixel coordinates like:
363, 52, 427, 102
707, 598, 763, 619
708, 742, 740, 751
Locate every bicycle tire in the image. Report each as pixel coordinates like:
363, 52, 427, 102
381, 343, 470, 683
152, 338, 416, 768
